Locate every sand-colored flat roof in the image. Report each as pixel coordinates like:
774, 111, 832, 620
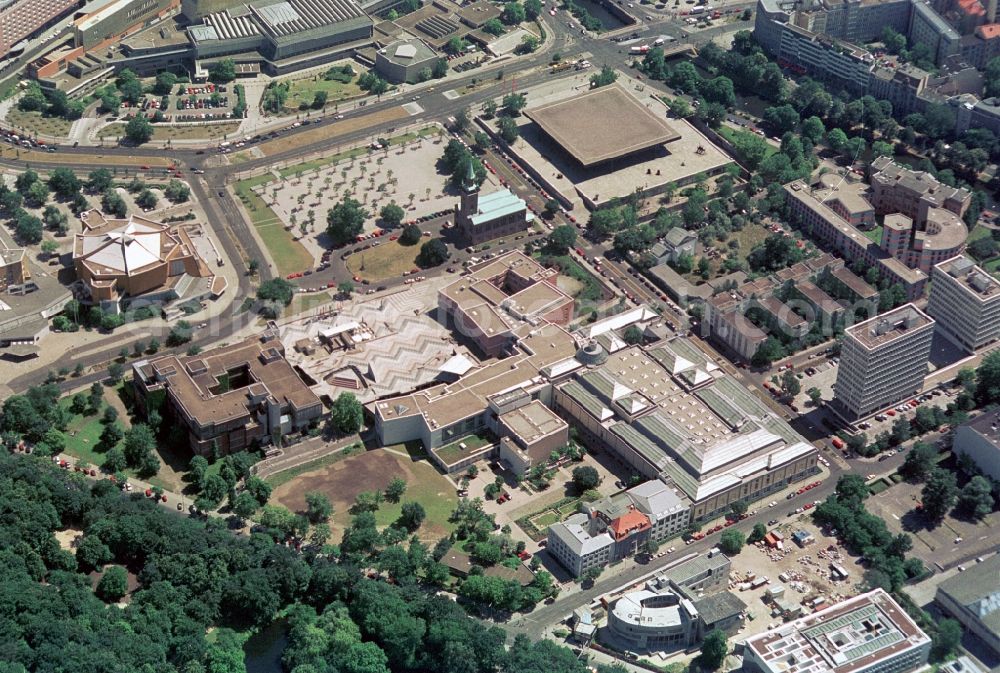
500, 399, 567, 444
525, 84, 681, 167
845, 303, 934, 351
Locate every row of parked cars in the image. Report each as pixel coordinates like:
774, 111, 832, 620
0, 129, 57, 151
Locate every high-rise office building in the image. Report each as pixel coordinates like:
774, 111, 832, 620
833, 304, 934, 421
927, 255, 1000, 353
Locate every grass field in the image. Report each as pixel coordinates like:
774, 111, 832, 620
58, 395, 178, 492
536, 253, 605, 311
863, 225, 883, 243
289, 291, 332, 315
265, 444, 364, 490
433, 432, 495, 466
0, 145, 172, 167
282, 67, 367, 113
233, 176, 314, 277
730, 222, 770, 257
271, 448, 457, 542
97, 121, 241, 141
716, 125, 779, 161
693, 221, 771, 281
518, 494, 589, 541
530, 511, 561, 529
968, 224, 992, 243
6, 108, 74, 138
346, 240, 421, 281
60, 403, 109, 467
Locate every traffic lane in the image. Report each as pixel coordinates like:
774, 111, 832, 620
189, 176, 268, 284
10, 307, 256, 393
227, 68, 563, 174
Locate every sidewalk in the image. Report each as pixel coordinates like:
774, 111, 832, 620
252, 433, 361, 479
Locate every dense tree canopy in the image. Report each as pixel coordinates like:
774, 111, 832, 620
416, 238, 449, 267
0, 453, 592, 673
327, 197, 369, 246
331, 392, 364, 434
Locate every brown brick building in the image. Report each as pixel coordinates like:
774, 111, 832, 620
132, 337, 323, 456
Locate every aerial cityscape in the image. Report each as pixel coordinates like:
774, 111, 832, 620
3, 0, 1000, 670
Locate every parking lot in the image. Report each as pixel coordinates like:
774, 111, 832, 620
866, 478, 1000, 572
117, 82, 238, 124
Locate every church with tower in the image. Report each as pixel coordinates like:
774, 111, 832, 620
455, 161, 533, 245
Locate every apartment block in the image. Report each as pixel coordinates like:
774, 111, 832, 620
783, 171, 964, 297
832, 304, 935, 421
927, 255, 1000, 353
753, 0, 960, 116
869, 156, 971, 228
704, 254, 875, 362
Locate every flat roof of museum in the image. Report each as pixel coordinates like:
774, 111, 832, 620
524, 84, 681, 167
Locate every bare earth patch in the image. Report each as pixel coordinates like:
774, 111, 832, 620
272, 449, 457, 543
55, 527, 84, 552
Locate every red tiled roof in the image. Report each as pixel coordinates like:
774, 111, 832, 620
958, 0, 986, 16
609, 507, 651, 540
977, 22, 1000, 39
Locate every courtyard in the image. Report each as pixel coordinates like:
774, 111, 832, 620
272, 60, 370, 114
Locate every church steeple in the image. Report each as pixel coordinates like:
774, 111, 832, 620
462, 158, 477, 192
458, 159, 479, 229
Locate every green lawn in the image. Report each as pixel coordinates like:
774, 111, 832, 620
434, 432, 495, 465
535, 253, 604, 311
60, 402, 109, 467
385, 440, 428, 461
6, 107, 73, 138
868, 479, 890, 495
58, 395, 178, 492
233, 177, 314, 277
984, 257, 1000, 274
530, 511, 561, 528
863, 225, 883, 243
372, 473, 457, 535
97, 121, 241, 141
968, 224, 992, 244
717, 125, 778, 160
346, 240, 420, 282
265, 443, 364, 489
730, 222, 770, 260
281, 66, 368, 113
289, 291, 332, 315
